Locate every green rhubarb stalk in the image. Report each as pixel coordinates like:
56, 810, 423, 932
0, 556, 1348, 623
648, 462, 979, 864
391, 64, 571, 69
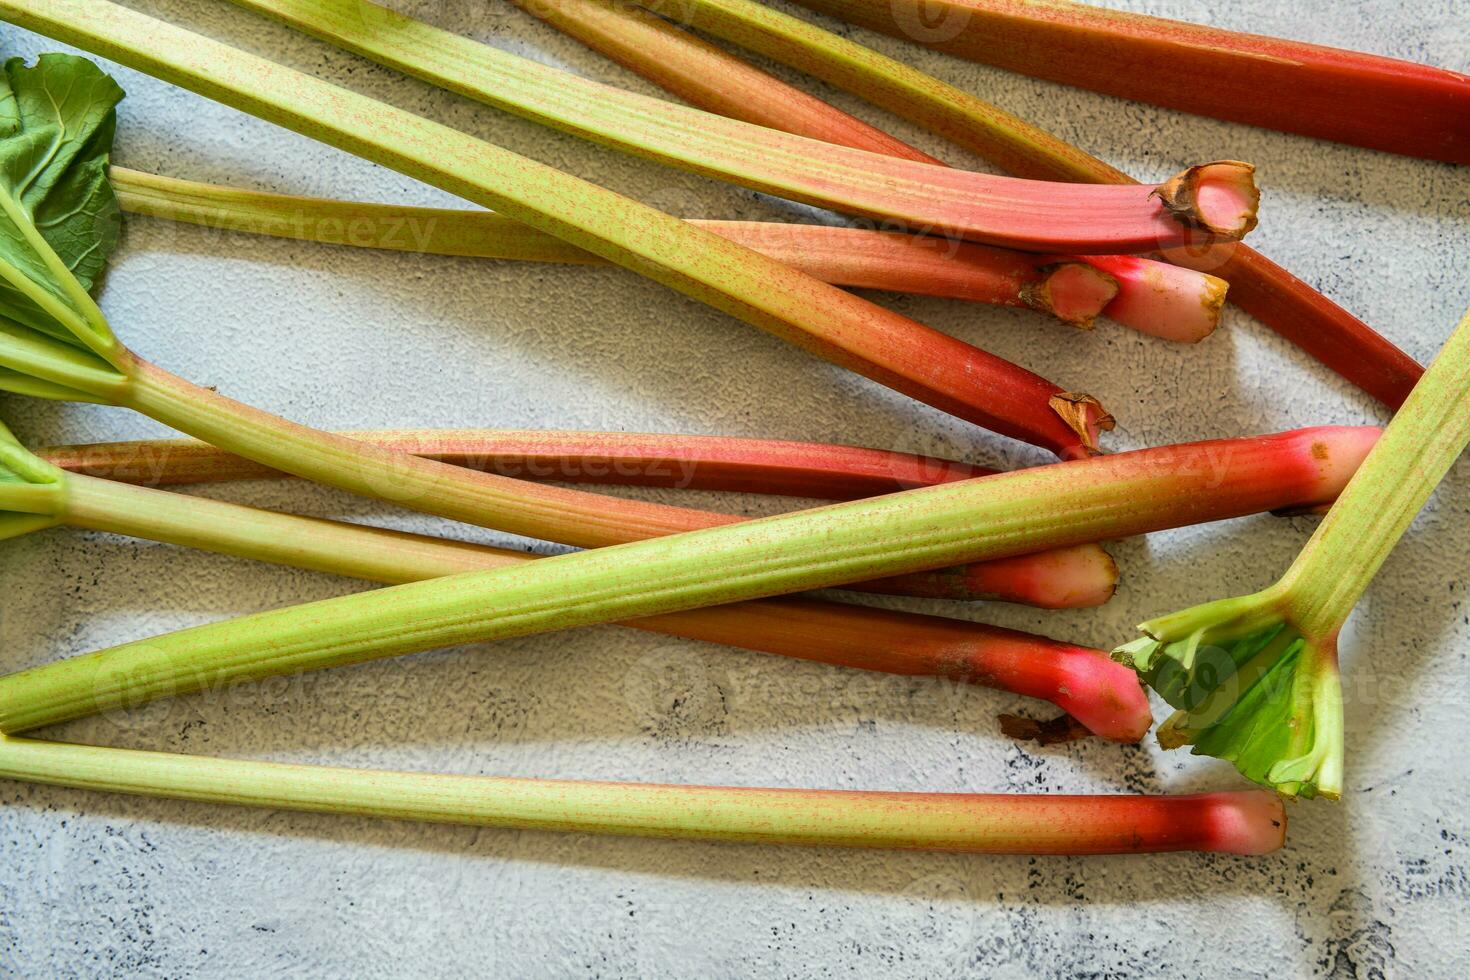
0, 426, 1378, 734
229, 0, 1258, 253
110, 167, 1123, 329
628, 0, 1424, 406
0, 9, 1114, 459
0, 735, 1288, 855
0, 419, 1150, 737
0, 53, 1099, 607
1115, 303, 1470, 800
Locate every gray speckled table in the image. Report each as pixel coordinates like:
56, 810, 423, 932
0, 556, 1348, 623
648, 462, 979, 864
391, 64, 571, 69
2, 1, 1468, 976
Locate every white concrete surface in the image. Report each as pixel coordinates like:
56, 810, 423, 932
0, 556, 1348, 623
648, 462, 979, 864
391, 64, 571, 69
1, 1, 1467, 976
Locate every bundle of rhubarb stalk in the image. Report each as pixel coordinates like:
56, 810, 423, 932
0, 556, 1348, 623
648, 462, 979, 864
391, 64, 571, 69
0, 0, 1466, 859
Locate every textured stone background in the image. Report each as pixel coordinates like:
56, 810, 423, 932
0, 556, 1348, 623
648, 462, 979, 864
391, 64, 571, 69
2, 1, 1468, 976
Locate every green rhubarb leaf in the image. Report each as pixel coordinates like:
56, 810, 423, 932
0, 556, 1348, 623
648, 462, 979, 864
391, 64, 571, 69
1115, 593, 1345, 800
0, 54, 122, 325
0, 53, 127, 398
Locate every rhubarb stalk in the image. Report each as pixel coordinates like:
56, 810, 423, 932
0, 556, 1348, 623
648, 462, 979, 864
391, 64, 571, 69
0, 51, 1110, 607
622, 0, 1425, 405
0, 419, 1148, 737
0, 735, 1287, 855
0, 427, 1378, 735
39, 426, 996, 498
0, 7, 1118, 459
1115, 303, 1470, 800
111, 167, 1123, 329
228, 0, 1258, 253
788, 0, 1470, 165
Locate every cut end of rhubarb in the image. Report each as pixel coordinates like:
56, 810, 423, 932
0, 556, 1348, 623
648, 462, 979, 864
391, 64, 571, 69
1155, 161, 1260, 240
1074, 255, 1228, 343
960, 543, 1118, 609
1021, 262, 1120, 329
1199, 791, 1288, 855
1048, 392, 1116, 457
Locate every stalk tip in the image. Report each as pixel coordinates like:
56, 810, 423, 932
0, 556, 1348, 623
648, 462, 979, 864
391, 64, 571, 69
1022, 262, 1119, 328
1048, 647, 1154, 743
1202, 790, 1288, 855
962, 543, 1118, 609
1156, 161, 1260, 240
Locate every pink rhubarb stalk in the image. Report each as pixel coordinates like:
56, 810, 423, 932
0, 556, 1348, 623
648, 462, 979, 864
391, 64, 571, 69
35, 422, 1114, 609
123, 362, 1106, 608
0, 736, 1287, 855
625, 0, 1425, 404
112, 167, 1123, 329
35, 424, 1384, 608
789, 0, 1470, 165
1049, 254, 1227, 344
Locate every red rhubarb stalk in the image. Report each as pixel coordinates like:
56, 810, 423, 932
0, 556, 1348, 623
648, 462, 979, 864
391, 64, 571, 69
3, 1, 1117, 459
34, 424, 1383, 607
789, 0, 1470, 164
111, 167, 1123, 329
0, 736, 1288, 855
122, 362, 1103, 607
627, 0, 1425, 404
38, 427, 996, 498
